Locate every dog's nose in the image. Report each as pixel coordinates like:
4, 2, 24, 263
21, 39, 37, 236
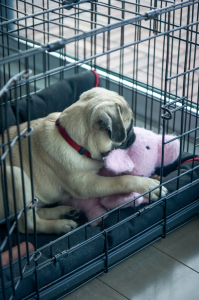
120, 127, 136, 149
126, 128, 136, 147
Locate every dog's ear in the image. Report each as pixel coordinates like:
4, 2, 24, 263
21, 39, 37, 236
99, 106, 126, 143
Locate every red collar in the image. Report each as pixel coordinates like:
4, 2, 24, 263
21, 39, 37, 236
55, 119, 91, 158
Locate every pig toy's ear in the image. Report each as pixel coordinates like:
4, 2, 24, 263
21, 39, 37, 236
157, 134, 180, 167
104, 149, 135, 173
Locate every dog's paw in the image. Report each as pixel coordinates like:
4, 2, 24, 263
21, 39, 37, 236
139, 177, 168, 201
150, 174, 161, 181
62, 220, 78, 233
149, 180, 168, 201
63, 208, 80, 220
53, 219, 78, 234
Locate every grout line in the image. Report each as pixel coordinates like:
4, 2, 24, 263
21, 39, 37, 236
151, 245, 199, 274
96, 278, 130, 300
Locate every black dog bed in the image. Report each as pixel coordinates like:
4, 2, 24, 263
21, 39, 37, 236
1, 71, 199, 300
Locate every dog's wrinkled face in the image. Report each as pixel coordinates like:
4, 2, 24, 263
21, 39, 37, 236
78, 87, 136, 159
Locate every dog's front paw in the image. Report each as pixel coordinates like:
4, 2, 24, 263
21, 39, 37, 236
150, 174, 161, 181
140, 177, 168, 201
149, 180, 168, 201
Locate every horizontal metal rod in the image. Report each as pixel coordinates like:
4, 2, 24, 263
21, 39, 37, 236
164, 127, 199, 144
162, 96, 187, 108
0, 0, 195, 28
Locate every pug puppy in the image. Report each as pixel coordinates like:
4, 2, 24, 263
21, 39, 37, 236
0, 87, 167, 234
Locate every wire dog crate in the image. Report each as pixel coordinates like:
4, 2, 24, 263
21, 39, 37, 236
0, 0, 199, 299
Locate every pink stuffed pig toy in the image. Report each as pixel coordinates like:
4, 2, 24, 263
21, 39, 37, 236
63, 127, 180, 226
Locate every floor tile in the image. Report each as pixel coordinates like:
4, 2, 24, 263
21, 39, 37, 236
153, 218, 199, 272
62, 278, 128, 300
98, 245, 199, 300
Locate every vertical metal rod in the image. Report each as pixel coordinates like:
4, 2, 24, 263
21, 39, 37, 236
68, 235, 71, 249
26, 49, 39, 300
35, 263, 40, 300
59, 0, 62, 81
6, 6, 11, 101
105, 0, 111, 90
74, 4, 79, 74
47, 0, 50, 86
167, 5, 175, 135
163, 198, 167, 238
145, 0, 153, 129
187, 3, 198, 152
16, 0, 22, 98
191, 82, 199, 183
132, 0, 138, 125
0, 246, 6, 299
173, 0, 183, 135
184, 4, 193, 152
85, 225, 88, 240
149, 190, 151, 205
104, 230, 109, 273
50, 244, 53, 258
177, 4, 190, 190
32, 0, 36, 93
102, 216, 105, 230
160, 11, 170, 195
118, 208, 120, 222
119, 0, 125, 96
134, 0, 140, 125
25, 59, 37, 255
150, 0, 158, 131
42, 0, 47, 89
158, 0, 167, 133
150, 24, 156, 130
0, 99, 7, 300
11, 81, 23, 279
94, 1, 97, 70
3, 92, 16, 295
84, 38, 86, 60
16, 94, 30, 266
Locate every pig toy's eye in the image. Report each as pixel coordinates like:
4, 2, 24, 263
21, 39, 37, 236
146, 146, 150, 150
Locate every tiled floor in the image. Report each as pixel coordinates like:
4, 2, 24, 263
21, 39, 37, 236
62, 217, 199, 300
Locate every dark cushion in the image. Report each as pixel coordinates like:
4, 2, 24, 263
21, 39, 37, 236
0, 102, 17, 134
11, 71, 98, 123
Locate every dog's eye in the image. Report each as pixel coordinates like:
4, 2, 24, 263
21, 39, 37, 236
146, 146, 150, 150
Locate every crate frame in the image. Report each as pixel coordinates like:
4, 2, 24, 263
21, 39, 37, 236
0, 1, 199, 299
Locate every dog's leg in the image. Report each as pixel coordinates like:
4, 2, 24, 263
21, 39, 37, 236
18, 210, 78, 234
0, 166, 31, 221
66, 173, 168, 201
37, 206, 80, 220
2, 166, 78, 234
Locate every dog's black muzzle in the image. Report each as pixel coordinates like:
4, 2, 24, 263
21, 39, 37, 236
120, 125, 136, 149
103, 123, 136, 157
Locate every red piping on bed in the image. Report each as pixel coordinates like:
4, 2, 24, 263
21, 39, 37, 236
179, 158, 199, 167
91, 70, 100, 87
